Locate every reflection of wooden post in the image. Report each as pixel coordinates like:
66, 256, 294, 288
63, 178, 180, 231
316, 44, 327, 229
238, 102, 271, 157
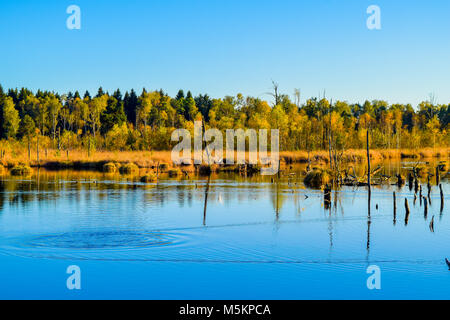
393, 192, 397, 224
367, 193, 371, 252
424, 197, 428, 218
203, 176, 211, 226
324, 184, 331, 210
277, 158, 281, 179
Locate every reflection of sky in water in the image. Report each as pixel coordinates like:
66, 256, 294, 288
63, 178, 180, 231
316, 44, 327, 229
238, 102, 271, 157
0, 164, 448, 299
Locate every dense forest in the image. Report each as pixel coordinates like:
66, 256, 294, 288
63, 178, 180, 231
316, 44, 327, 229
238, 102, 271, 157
0, 84, 448, 154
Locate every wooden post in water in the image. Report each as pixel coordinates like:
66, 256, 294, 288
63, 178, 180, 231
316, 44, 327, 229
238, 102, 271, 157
440, 184, 444, 214
414, 179, 419, 194
404, 198, 410, 225
436, 166, 440, 186
427, 179, 432, 204
328, 99, 333, 173
429, 216, 435, 233
428, 187, 432, 205
156, 161, 160, 180
419, 185, 422, 206
366, 130, 371, 192
328, 134, 333, 172
424, 196, 428, 218
408, 173, 414, 190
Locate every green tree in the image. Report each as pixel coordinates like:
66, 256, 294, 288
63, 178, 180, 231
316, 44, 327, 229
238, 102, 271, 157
47, 96, 62, 145
88, 95, 108, 137
1, 97, 20, 139
19, 114, 36, 159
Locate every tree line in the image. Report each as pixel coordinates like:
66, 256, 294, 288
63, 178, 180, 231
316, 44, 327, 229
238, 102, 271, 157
0, 84, 448, 154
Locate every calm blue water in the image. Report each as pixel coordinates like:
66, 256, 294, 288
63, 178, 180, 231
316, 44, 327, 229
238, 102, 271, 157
0, 166, 448, 300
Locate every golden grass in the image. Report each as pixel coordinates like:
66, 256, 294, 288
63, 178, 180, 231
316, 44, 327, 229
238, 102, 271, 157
281, 147, 449, 164
0, 147, 448, 170
0, 148, 174, 168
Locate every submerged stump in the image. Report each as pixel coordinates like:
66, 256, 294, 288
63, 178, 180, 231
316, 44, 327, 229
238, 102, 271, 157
304, 169, 331, 189
119, 163, 139, 175
10, 165, 33, 176
103, 162, 118, 173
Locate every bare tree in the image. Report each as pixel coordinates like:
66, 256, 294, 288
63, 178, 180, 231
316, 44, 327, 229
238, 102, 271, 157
294, 89, 301, 108
266, 80, 280, 106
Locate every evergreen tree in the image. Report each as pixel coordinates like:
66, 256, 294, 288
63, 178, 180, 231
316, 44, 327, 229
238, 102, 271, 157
96, 87, 105, 98
124, 89, 138, 126
8, 88, 19, 104
175, 90, 185, 100
113, 89, 122, 102
195, 94, 213, 121
83, 90, 91, 99
1, 97, 20, 139
100, 96, 126, 135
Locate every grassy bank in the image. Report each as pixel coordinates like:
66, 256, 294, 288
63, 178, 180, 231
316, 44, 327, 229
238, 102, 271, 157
0, 147, 448, 171
280, 148, 449, 164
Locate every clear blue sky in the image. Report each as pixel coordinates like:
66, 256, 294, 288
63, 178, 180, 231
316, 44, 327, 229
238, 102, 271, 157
1, 0, 449, 106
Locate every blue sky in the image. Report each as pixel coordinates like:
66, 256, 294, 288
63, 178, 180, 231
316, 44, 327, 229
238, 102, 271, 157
0, 0, 449, 106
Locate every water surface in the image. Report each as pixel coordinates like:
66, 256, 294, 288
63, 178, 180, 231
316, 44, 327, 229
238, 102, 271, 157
0, 162, 448, 299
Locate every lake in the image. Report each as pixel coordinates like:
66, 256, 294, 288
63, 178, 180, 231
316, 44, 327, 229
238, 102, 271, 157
0, 161, 448, 299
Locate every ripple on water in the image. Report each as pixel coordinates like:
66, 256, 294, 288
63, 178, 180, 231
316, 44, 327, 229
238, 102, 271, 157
0, 230, 192, 261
